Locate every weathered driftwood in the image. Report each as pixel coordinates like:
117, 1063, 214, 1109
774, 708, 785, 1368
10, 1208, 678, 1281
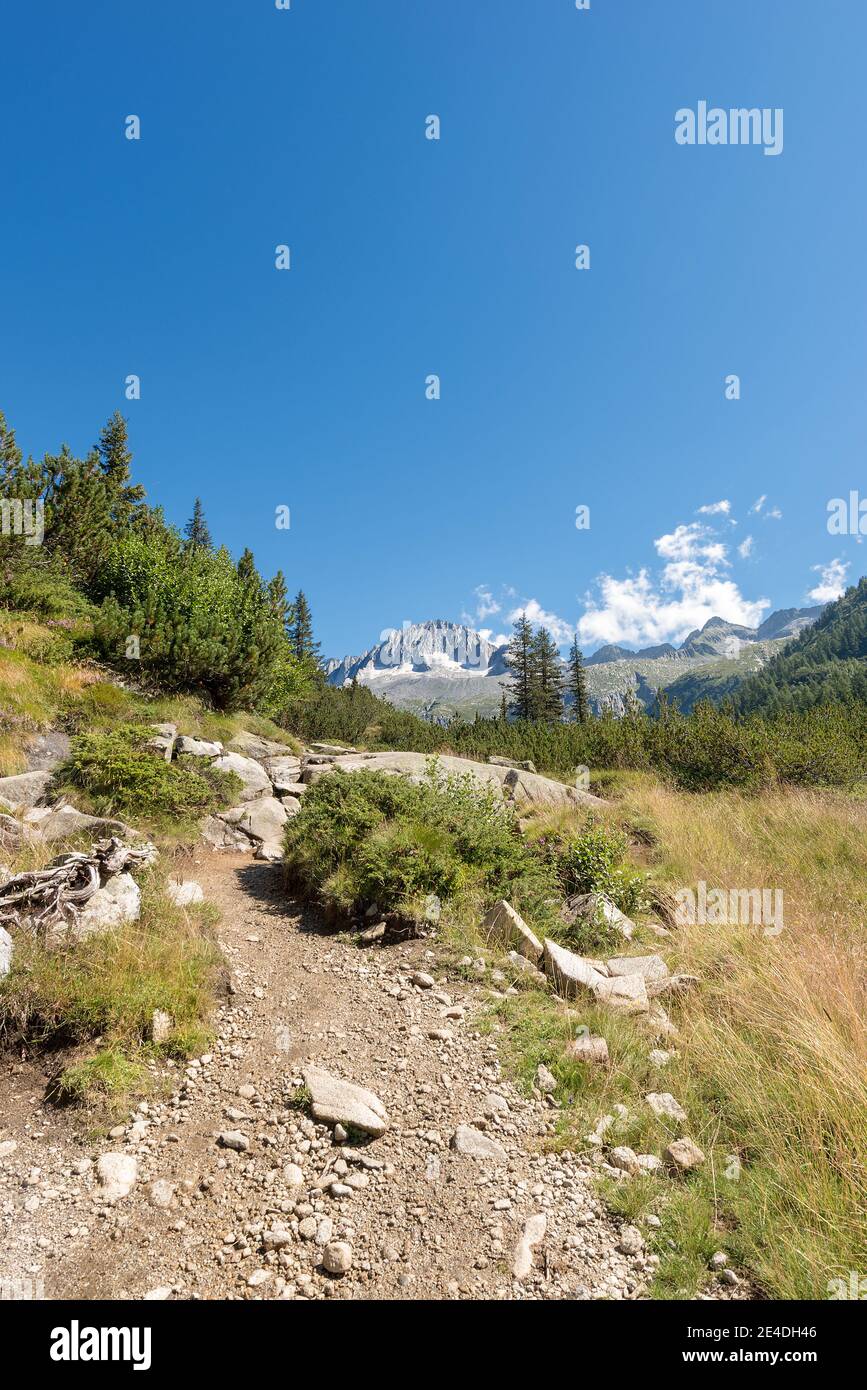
0, 837, 155, 935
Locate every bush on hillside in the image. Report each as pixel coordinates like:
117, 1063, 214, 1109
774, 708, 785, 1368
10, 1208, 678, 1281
534, 821, 649, 920
57, 725, 241, 825
282, 764, 558, 930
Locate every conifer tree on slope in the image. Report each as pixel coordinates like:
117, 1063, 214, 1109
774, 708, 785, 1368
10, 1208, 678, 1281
236, 547, 256, 583
506, 613, 535, 719
289, 589, 321, 665
567, 633, 590, 722
531, 626, 565, 722
184, 497, 213, 550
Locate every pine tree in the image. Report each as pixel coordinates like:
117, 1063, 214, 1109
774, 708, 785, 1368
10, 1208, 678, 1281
530, 626, 564, 722
184, 498, 213, 550
506, 613, 535, 720
567, 634, 590, 722
97, 411, 145, 529
266, 569, 290, 633
288, 589, 320, 663
237, 548, 256, 583
498, 690, 508, 723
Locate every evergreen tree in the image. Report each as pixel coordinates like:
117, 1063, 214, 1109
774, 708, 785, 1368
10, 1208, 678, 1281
506, 613, 535, 719
288, 589, 321, 664
184, 497, 213, 550
498, 690, 508, 723
266, 569, 290, 633
530, 626, 564, 723
567, 634, 589, 722
237, 548, 256, 583
96, 411, 145, 530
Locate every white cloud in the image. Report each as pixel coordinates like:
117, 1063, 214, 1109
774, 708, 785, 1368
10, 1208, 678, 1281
506, 598, 575, 647
478, 627, 510, 648
749, 495, 766, 514
807, 557, 848, 604
765, 506, 782, 520
738, 535, 754, 559
576, 516, 769, 649
697, 499, 731, 515
473, 584, 500, 620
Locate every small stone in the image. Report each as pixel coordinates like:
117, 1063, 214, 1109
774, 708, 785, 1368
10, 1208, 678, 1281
247, 1269, 271, 1288
649, 1049, 672, 1067
645, 1092, 687, 1122
617, 1224, 644, 1255
412, 971, 435, 989
450, 1125, 507, 1163
96, 1153, 138, 1201
535, 1064, 557, 1094
664, 1137, 705, 1171
146, 1179, 176, 1209
322, 1241, 353, 1275
564, 1034, 609, 1066
609, 1146, 641, 1176
710, 1250, 729, 1270
512, 1213, 546, 1280
217, 1130, 250, 1152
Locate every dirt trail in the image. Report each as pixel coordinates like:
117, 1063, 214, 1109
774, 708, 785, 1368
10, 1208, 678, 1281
0, 852, 652, 1301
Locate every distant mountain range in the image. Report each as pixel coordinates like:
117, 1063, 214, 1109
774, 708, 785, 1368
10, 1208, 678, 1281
324, 607, 827, 720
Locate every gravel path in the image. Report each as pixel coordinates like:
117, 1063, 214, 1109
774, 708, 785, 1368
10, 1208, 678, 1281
0, 852, 653, 1301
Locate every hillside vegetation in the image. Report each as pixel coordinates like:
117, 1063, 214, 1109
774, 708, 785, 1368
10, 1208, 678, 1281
734, 577, 867, 714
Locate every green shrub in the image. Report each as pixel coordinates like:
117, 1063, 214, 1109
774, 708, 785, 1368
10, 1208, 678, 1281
283, 764, 558, 929
57, 724, 241, 826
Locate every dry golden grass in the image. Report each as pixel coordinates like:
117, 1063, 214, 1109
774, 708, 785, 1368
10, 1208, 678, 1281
487, 779, 867, 1298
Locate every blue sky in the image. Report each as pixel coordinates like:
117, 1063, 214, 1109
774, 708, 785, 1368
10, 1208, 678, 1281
2, 0, 865, 658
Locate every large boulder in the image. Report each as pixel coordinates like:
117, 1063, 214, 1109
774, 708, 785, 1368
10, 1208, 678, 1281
73, 873, 141, 940
481, 900, 543, 963
24, 730, 72, 772
0, 771, 52, 809
225, 795, 288, 844
176, 735, 222, 757
543, 937, 648, 1011
201, 816, 252, 851
229, 731, 294, 765
24, 805, 138, 845
543, 938, 608, 999
302, 1065, 389, 1138
315, 751, 604, 811
607, 954, 669, 983
211, 752, 271, 802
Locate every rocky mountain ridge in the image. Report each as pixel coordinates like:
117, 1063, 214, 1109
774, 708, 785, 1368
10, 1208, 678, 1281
325, 609, 825, 720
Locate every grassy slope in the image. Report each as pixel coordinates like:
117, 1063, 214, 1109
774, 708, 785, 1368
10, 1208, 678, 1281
0, 612, 297, 1112
468, 778, 867, 1299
